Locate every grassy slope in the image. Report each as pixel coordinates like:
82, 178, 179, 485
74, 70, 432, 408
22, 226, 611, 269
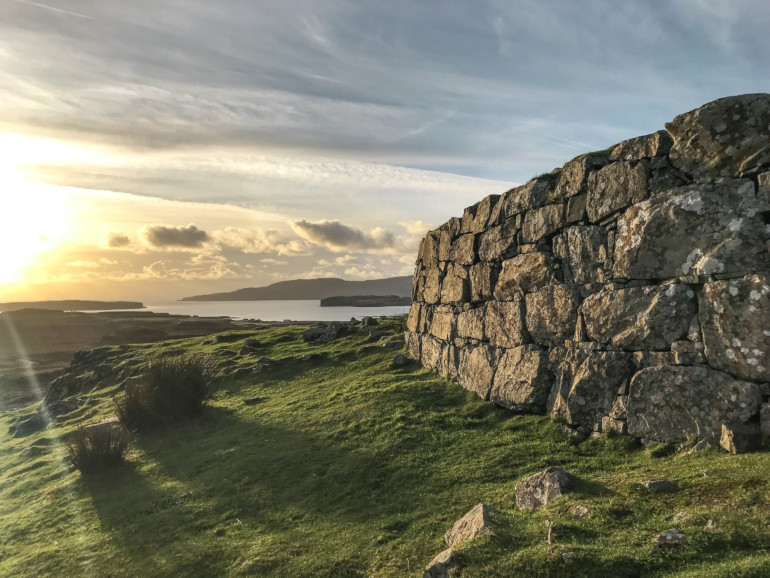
1, 320, 769, 577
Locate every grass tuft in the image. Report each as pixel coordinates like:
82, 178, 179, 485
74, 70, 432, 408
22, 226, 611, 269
67, 422, 130, 473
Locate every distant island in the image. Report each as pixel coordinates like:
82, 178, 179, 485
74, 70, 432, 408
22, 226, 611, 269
0, 300, 144, 312
181, 276, 411, 301
320, 295, 412, 307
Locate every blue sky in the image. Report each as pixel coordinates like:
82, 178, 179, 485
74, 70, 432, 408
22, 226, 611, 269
1, 0, 768, 299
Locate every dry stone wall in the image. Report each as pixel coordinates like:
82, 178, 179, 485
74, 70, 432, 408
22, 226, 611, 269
406, 94, 770, 446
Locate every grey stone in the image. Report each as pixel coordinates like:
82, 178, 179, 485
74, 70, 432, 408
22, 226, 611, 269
429, 306, 455, 341
457, 345, 496, 400
614, 180, 767, 280
421, 335, 447, 375
556, 226, 609, 284
484, 301, 529, 348
406, 331, 421, 360
456, 307, 484, 341
392, 353, 409, 367
627, 365, 763, 443
720, 422, 762, 454
515, 466, 573, 510
243, 396, 265, 405
601, 416, 627, 434
761, 404, 770, 438
610, 130, 673, 161
555, 154, 611, 200
641, 479, 679, 491
548, 350, 633, 428
470, 262, 496, 302
566, 194, 587, 223
462, 194, 500, 234
423, 269, 442, 304
666, 94, 770, 180
444, 503, 493, 547
302, 322, 348, 343
423, 548, 457, 578
489, 176, 555, 224
521, 204, 566, 243
609, 395, 628, 420
586, 161, 649, 222
582, 285, 697, 351
494, 252, 557, 299
699, 275, 770, 381
477, 219, 518, 262
758, 172, 770, 210
655, 529, 686, 548
406, 303, 421, 333
449, 234, 475, 266
420, 231, 440, 268
440, 264, 469, 304
490, 345, 552, 412
10, 413, 46, 437
525, 284, 580, 347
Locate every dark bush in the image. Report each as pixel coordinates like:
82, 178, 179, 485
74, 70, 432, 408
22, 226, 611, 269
115, 354, 216, 431
67, 421, 130, 472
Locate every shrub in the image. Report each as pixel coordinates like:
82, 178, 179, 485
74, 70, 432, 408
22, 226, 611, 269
115, 354, 216, 431
67, 422, 130, 472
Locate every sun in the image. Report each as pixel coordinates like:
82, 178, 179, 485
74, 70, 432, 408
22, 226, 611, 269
0, 168, 68, 284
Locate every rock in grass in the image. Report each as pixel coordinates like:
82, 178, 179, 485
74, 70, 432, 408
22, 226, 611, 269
719, 423, 762, 454
515, 466, 573, 510
10, 413, 46, 437
392, 353, 409, 367
655, 529, 686, 548
302, 322, 348, 343
243, 397, 265, 406
423, 548, 457, 578
641, 479, 679, 491
444, 503, 493, 547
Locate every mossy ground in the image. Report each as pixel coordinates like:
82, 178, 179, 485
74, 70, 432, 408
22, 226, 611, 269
1, 319, 769, 577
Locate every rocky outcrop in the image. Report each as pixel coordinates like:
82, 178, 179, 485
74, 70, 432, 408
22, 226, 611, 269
406, 94, 770, 447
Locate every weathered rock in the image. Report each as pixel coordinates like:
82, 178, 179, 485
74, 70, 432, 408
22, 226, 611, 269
469, 262, 496, 302
627, 365, 763, 443
601, 416, 627, 434
456, 308, 484, 341
462, 194, 500, 234
392, 353, 409, 367
758, 172, 770, 210
610, 130, 673, 161
555, 226, 609, 284
440, 264, 469, 304
565, 194, 587, 223
494, 252, 557, 299
666, 93, 770, 180
586, 161, 649, 222
457, 345, 496, 400
406, 302, 421, 333
719, 422, 762, 454
302, 322, 348, 343
614, 180, 768, 279
420, 231, 440, 268
484, 301, 528, 348
490, 345, 552, 412
525, 285, 580, 347
42, 398, 80, 419
641, 479, 679, 491
555, 154, 611, 200
699, 275, 770, 381
761, 404, 770, 438
521, 204, 566, 243
10, 413, 46, 437
444, 503, 493, 547
569, 504, 591, 520
655, 529, 686, 548
423, 548, 457, 578
423, 269, 442, 304
477, 219, 518, 262
515, 466, 573, 510
449, 234, 475, 266
582, 285, 697, 351
609, 396, 628, 420
406, 331, 421, 360
548, 350, 633, 428
489, 176, 554, 224
429, 306, 455, 341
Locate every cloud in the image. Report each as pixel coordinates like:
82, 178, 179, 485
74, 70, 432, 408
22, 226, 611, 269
212, 227, 311, 256
65, 260, 100, 269
107, 232, 131, 248
142, 223, 209, 248
291, 219, 395, 252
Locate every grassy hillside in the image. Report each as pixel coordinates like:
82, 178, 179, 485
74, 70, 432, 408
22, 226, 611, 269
1, 320, 769, 577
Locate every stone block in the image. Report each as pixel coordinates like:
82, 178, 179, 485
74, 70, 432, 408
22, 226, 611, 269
444, 503, 493, 547
521, 204, 566, 243
494, 252, 557, 300
555, 154, 610, 200
515, 466, 573, 510
525, 284, 580, 347
457, 344, 496, 400
470, 262, 496, 302
609, 130, 673, 161
490, 345, 552, 412
586, 161, 649, 222
566, 194, 587, 223
456, 307, 484, 341
449, 234, 476, 266
484, 300, 529, 348
477, 219, 518, 262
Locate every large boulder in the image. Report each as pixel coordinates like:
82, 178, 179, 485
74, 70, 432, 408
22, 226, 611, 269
515, 466, 573, 510
613, 180, 768, 280
627, 365, 763, 443
699, 275, 770, 381
666, 93, 770, 180
490, 345, 553, 412
582, 285, 697, 351
548, 350, 633, 428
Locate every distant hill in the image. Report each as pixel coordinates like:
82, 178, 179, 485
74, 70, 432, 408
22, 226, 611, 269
320, 295, 412, 307
0, 300, 143, 312
181, 276, 412, 301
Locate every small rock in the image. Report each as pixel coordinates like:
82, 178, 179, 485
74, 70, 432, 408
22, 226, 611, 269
562, 426, 587, 441
515, 466, 573, 510
641, 479, 679, 491
655, 529, 685, 548
302, 322, 348, 343
561, 551, 577, 563
569, 504, 590, 520
381, 338, 405, 350
243, 338, 261, 348
705, 519, 717, 530
720, 422, 762, 454
362, 316, 379, 326
300, 353, 321, 362
243, 397, 265, 406
392, 354, 409, 367
444, 503, 493, 547
423, 548, 457, 578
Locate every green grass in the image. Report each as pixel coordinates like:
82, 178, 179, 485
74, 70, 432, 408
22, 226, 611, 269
1, 320, 769, 577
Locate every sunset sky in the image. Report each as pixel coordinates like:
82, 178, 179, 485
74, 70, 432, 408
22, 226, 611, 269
1, 0, 768, 302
